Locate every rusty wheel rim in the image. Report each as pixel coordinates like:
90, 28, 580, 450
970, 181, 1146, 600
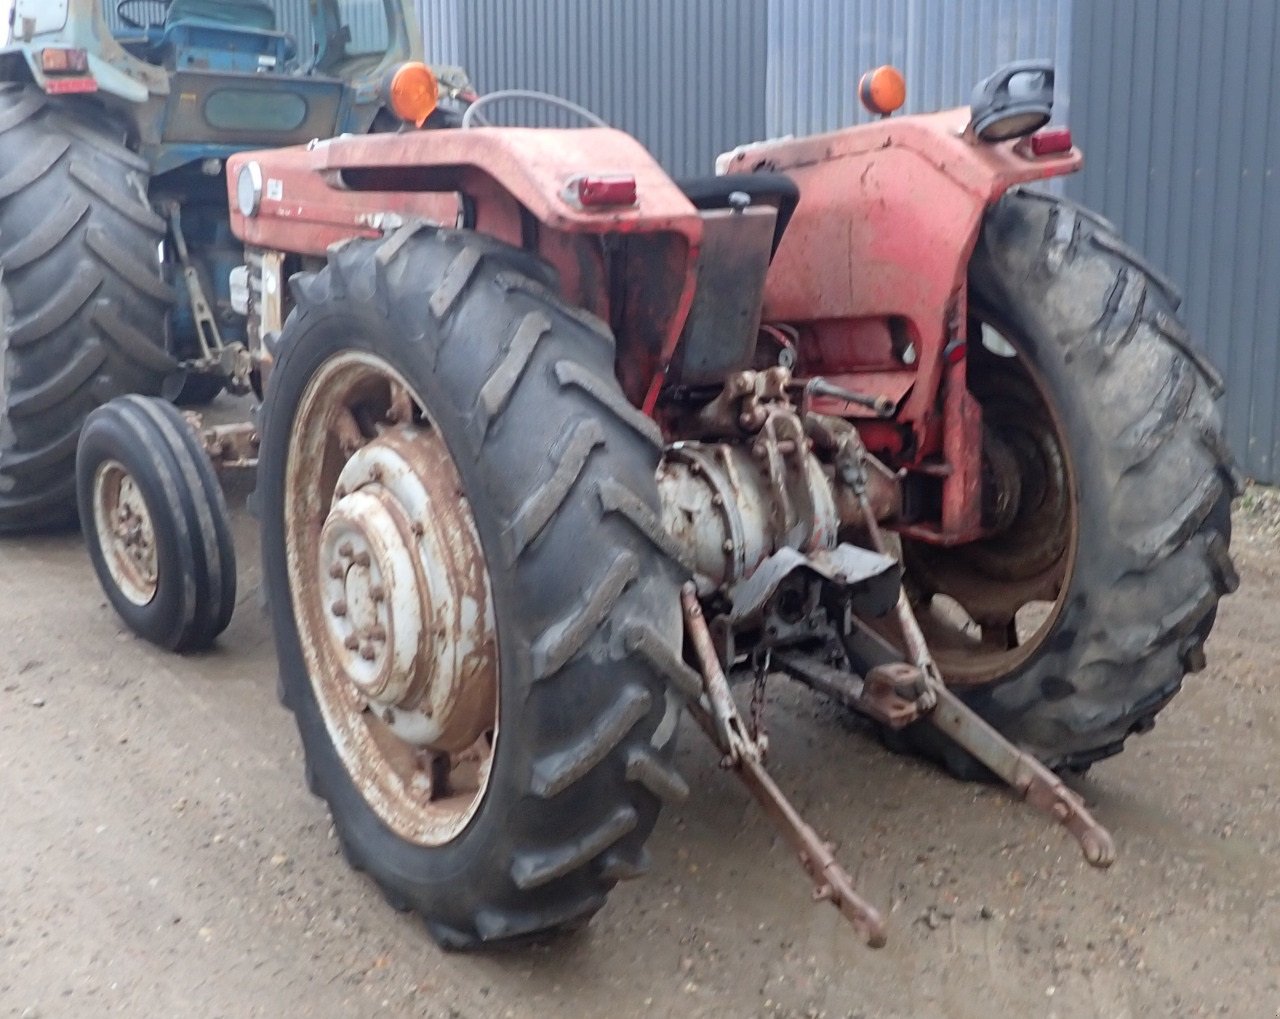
901, 315, 1079, 687
284, 351, 500, 847
93, 460, 159, 607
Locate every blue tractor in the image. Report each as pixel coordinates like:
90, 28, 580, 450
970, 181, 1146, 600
0, 0, 466, 530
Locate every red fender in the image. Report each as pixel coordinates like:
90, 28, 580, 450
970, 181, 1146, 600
723, 109, 1081, 543
227, 128, 704, 408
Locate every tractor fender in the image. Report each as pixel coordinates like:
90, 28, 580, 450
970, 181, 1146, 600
227, 128, 707, 409
228, 128, 702, 257
721, 108, 1081, 426
722, 109, 1081, 543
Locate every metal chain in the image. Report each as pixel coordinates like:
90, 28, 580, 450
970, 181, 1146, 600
749, 647, 772, 751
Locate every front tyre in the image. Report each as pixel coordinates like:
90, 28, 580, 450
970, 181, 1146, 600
259, 226, 688, 947
76, 396, 236, 651
901, 190, 1240, 771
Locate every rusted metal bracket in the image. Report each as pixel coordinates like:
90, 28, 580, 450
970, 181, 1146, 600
774, 652, 926, 730
681, 584, 887, 947
925, 684, 1116, 867
805, 376, 896, 418
180, 413, 259, 471
167, 202, 226, 364
855, 489, 1116, 870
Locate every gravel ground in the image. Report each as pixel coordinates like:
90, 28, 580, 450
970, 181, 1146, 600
1, 471, 1277, 1019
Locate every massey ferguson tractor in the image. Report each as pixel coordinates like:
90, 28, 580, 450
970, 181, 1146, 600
62, 55, 1238, 949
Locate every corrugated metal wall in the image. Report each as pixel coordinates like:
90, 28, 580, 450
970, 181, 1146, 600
431, 0, 768, 177
417, 0, 459, 65
1066, 1, 1280, 483
765, 0, 1072, 136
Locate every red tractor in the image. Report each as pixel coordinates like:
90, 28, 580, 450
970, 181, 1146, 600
75, 63, 1238, 948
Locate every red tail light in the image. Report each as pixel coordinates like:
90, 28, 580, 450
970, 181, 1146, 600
1028, 127, 1073, 156
40, 47, 89, 73
569, 174, 637, 209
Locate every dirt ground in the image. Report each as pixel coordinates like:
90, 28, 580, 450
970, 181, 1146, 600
2, 470, 1278, 1019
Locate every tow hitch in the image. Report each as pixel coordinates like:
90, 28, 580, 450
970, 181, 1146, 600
681, 522, 1115, 947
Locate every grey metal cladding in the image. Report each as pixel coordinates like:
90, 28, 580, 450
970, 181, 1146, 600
424, 0, 768, 176
764, 0, 1073, 136
1067, 0, 1280, 483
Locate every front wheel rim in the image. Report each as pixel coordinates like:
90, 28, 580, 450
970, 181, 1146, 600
284, 351, 500, 847
93, 460, 159, 607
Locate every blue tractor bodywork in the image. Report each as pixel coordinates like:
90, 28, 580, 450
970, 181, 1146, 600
0, 0, 454, 376
3, 0, 423, 173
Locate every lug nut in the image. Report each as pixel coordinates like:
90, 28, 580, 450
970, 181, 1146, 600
369, 584, 385, 601
368, 625, 386, 642
330, 599, 347, 617
329, 563, 345, 579
353, 551, 371, 568
360, 643, 377, 661
344, 634, 359, 650
338, 541, 353, 558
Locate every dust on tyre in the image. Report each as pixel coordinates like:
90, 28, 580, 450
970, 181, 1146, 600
0, 85, 175, 532
897, 189, 1239, 771
76, 396, 236, 651
258, 225, 689, 947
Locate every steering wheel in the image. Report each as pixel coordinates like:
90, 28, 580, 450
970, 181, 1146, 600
460, 90, 610, 130
116, 0, 171, 30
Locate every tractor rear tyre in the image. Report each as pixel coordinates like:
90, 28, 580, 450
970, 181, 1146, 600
0, 85, 175, 532
76, 396, 236, 652
898, 190, 1240, 774
258, 226, 688, 947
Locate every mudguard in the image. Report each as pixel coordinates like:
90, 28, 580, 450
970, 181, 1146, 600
722, 108, 1082, 541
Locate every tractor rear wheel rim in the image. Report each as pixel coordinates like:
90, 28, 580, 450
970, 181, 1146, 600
284, 351, 499, 847
93, 460, 159, 607
902, 314, 1079, 687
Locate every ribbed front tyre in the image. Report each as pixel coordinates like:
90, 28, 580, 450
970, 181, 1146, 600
76, 395, 236, 652
258, 226, 688, 947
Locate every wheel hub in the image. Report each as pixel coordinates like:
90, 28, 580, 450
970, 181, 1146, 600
93, 461, 158, 606
285, 351, 501, 846
315, 427, 497, 754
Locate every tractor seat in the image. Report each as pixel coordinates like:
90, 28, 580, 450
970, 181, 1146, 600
164, 0, 277, 31
675, 172, 800, 258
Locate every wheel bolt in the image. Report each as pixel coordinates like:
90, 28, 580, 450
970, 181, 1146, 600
360, 643, 376, 661
330, 599, 347, 617
344, 634, 359, 650
368, 625, 386, 642
369, 584, 385, 601
338, 541, 353, 558
353, 551, 371, 568
329, 563, 344, 579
